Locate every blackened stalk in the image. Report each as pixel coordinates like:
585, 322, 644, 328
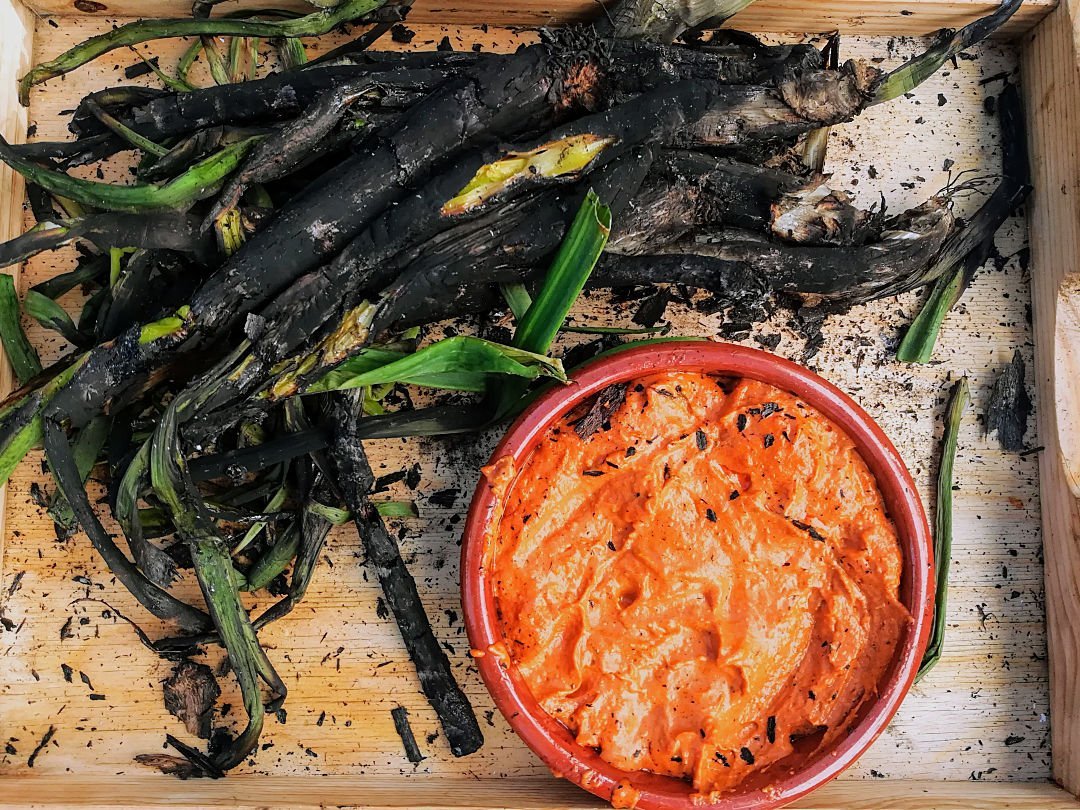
104, 66, 446, 141
41, 37, 616, 434
184, 139, 653, 438
609, 0, 759, 42
204, 77, 383, 227
590, 201, 952, 305
90, 38, 815, 143
387, 193, 957, 326
0, 213, 213, 270
330, 396, 482, 757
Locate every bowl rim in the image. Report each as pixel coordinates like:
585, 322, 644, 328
461, 340, 934, 810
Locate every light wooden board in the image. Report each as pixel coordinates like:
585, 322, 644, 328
0, 775, 1076, 810
0, 7, 1054, 804
15, 0, 1058, 38
1021, 0, 1080, 795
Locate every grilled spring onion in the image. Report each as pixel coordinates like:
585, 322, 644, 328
316, 194, 609, 758
871, 0, 1023, 105
17, 0, 390, 105
916, 377, 970, 682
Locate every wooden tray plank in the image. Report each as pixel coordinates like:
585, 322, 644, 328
0, 7, 1052, 802
1021, 0, 1080, 795
15, 0, 1057, 38
0, 0, 33, 415
0, 776, 1077, 810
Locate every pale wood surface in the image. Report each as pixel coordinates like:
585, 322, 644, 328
0, 776, 1076, 810
1021, 0, 1080, 796
15, 0, 1057, 38
0, 6, 1055, 806
0, 0, 35, 642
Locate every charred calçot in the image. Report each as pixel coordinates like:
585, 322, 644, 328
0, 0, 1024, 779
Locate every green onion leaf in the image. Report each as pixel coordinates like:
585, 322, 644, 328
243, 522, 301, 592
374, 500, 418, 519
0, 136, 260, 214
303, 336, 564, 395
18, 0, 388, 104
306, 500, 350, 525
916, 376, 969, 682
0, 355, 84, 489
24, 289, 82, 346
84, 99, 169, 157
512, 189, 611, 356
233, 485, 288, 555
0, 275, 42, 384
872, 0, 1022, 105
499, 282, 533, 321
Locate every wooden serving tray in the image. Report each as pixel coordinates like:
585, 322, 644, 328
0, 1, 1078, 807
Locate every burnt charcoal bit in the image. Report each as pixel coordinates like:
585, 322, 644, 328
562, 335, 622, 371
436, 35, 453, 52
163, 660, 222, 739
428, 488, 459, 508
373, 470, 407, 492
391, 706, 425, 763
134, 754, 198, 779
124, 57, 159, 80
267, 572, 290, 597
572, 383, 628, 440
633, 289, 670, 327
790, 519, 825, 542
26, 725, 55, 768
390, 23, 415, 43
985, 350, 1031, 451
753, 333, 782, 351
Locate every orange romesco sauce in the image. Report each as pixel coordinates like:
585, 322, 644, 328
486, 372, 911, 799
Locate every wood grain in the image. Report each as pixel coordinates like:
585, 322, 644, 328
15, 0, 1057, 38
0, 776, 1076, 809
1021, 0, 1080, 796
0, 6, 1057, 809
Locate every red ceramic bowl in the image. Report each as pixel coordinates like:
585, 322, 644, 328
461, 340, 933, 810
